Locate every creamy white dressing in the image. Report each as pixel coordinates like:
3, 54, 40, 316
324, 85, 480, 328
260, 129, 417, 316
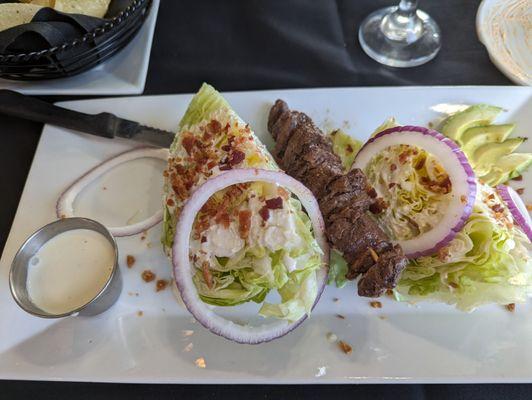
198, 194, 303, 262
27, 229, 115, 315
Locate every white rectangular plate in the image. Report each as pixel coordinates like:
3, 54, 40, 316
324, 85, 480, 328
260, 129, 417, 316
1, 86, 531, 384
0, 0, 159, 96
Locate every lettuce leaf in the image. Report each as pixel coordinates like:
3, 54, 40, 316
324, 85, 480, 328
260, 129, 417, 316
395, 184, 532, 311
327, 249, 349, 288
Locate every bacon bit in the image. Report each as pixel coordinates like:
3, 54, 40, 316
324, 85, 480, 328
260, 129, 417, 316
137, 310, 143, 317
238, 210, 252, 239
265, 196, 283, 209
346, 144, 354, 154
201, 236, 207, 243
369, 198, 387, 214
333, 297, 339, 302
491, 204, 504, 213
336, 314, 345, 319
398, 150, 411, 164
386, 289, 394, 297
206, 119, 222, 135
202, 262, 213, 289
229, 150, 246, 165
527, 204, 532, 211
102, 186, 107, 191
126, 255, 135, 268
414, 156, 426, 170
215, 212, 231, 228
516, 188, 525, 195
506, 303, 515, 312
488, 193, 495, 200
338, 340, 352, 355
511, 175, 523, 181
181, 133, 196, 155
142, 270, 156, 282
388, 182, 396, 189
366, 187, 377, 198
368, 247, 379, 262
207, 161, 217, 170
460, 195, 467, 204
166, 198, 175, 207
437, 246, 450, 262
156, 279, 169, 292
163, 170, 169, 177
219, 164, 232, 171
390, 163, 397, 171
277, 187, 290, 200
221, 144, 231, 152
369, 301, 382, 309
259, 206, 270, 221
449, 282, 459, 289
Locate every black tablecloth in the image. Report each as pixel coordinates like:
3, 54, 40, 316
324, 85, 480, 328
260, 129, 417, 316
1, 0, 529, 398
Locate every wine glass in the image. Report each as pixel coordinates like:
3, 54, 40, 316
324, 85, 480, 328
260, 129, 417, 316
358, 0, 441, 67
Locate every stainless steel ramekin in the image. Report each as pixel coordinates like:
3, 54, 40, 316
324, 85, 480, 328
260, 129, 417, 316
9, 217, 122, 318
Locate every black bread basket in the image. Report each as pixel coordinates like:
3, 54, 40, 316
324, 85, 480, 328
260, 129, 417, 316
0, 0, 152, 81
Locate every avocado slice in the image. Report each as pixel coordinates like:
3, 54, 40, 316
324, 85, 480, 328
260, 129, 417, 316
473, 138, 526, 176
440, 104, 503, 143
479, 153, 532, 185
461, 124, 515, 156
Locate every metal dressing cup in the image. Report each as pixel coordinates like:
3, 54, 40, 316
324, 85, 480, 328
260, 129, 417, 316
9, 217, 122, 318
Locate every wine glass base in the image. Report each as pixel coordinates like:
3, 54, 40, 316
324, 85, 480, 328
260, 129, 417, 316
359, 6, 441, 68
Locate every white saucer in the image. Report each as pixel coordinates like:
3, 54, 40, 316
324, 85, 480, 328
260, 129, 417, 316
477, 0, 531, 86
0, 0, 160, 95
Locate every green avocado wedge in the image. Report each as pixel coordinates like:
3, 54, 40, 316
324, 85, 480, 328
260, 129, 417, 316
461, 124, 515, 155
440, 104, 503, 143
479, 153, 532, 186
473, 138, 526, 176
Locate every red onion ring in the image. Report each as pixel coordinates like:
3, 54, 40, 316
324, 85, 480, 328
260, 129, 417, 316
496, 185, 532, 241
57, 147, 169, 237
172, 168, 329, 344
353, 126, 477, 258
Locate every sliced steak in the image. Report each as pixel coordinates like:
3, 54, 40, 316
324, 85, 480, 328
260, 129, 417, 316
268, 99, 289, 134
267, 100, 408, 298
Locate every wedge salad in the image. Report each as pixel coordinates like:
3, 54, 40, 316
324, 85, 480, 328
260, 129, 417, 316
162, 84, 328, 343
346, 105, 532, 311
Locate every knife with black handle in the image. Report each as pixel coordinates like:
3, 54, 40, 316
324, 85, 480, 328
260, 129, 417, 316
0, 89, 174, 148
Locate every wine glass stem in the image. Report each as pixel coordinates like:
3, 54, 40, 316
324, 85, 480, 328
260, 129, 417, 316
381, 0, 423, 43
398, 0, 419, 17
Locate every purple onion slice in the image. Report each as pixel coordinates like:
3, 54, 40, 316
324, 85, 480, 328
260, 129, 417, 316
496, 185, 532, 241
353, 126, 477, 258
172, 168, 329, 344
57, 147, 169, 237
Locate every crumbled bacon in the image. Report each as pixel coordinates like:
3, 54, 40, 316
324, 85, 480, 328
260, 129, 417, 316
369, 198, 387, 214
126, 255, 135, 268
229, 150, 246, 165
215, 212, 231, 228
506, 303, 515, 312
390, 163, 397, 171
398, 150, 411, 164
369, 301, 382, 309
277, 187, 290, 200
366, 187, 378, 198
338, 340, 352, 355
201, 236, 207, 243
202, 262, 213, 289
166, 198, 175, 207
259, 206, 270, 221
206, 119, 222, 135
511, 175, 522, 181
181, 133, 196, 155
491, 204, 504, 213
414, 156, 426, 170
142, 270, 156, 283
156, 279, 169, 292
238, 210, 252, 239
516, 188, 525, 195
221, 144, 231, 151
346, 144, 354, 154
388, 182, 396, 189
265, 196, 283, 209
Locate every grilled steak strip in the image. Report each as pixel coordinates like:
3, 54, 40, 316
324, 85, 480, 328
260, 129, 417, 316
268, 100, 407, 297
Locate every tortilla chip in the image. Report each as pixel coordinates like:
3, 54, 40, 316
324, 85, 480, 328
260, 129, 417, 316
0, 4, 43, 33
54, 0, 111, 18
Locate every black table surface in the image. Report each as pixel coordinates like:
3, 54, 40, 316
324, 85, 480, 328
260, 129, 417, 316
1, 0, 529, 398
